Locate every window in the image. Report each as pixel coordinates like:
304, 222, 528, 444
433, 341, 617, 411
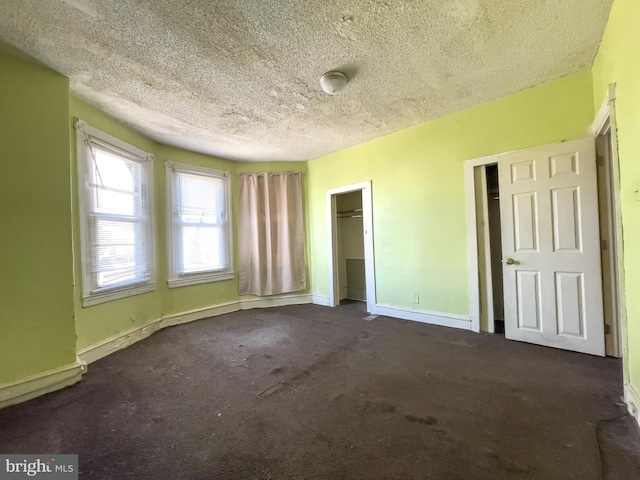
166, 162, 233, 287
75, 119, 155, 306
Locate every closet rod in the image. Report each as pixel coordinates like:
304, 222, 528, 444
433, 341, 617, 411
337, 208, 363, 218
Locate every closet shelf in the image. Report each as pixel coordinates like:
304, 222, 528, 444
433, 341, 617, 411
337, 208, 363, 218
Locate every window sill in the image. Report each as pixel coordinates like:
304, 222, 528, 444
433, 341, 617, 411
82, 282, 157, 307
167, 271, 235, 289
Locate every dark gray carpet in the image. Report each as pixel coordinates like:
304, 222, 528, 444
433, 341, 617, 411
1, 304, 639, 479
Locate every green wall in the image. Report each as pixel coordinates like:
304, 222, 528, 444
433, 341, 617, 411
2, 4, 635, 404
0, 54, 76, 383
156, 144, 238, 317
69, 98, 309, 351
592, 0, 640, 391
308, 69, 595, 315
70, 98, 162, 349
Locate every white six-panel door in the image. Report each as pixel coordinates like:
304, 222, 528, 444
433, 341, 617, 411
498, 138, 605, 356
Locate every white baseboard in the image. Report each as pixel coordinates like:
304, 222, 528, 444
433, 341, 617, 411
312, 295, 332, 306
624, 383, 640, 427
375, 303, 472, 331
78, 294, 312, 365
161, 301, 241, 328
77, 317, 165, 365
0, 362, 84, 409
239, 294, 312, 310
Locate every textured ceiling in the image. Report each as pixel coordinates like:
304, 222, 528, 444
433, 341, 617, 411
0, 0, 613, 161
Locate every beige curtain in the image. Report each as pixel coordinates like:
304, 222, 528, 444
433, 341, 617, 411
238, 172, 306, 296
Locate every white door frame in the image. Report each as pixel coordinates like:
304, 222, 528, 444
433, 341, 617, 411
465, 141, 607, 338
327, 181, 377, 313
592, 84, 627, 361
465, 92, 625, 356
465, 154, 501, 333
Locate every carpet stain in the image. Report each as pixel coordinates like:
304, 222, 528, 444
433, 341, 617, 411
404, 414, 437, 425
315, 432, 333, 445
365, 400, 397, 414
487, 452, 529, 473
256, 382, 284, 398
6, 304, 631, 479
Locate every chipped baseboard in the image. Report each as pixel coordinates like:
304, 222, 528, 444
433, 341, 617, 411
77, 294, 313, 365
0, 362, 84, 410
624, 383, 640, 427
239, 294, 312, 310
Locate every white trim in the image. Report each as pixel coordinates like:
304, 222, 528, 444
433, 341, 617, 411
0, 362, 84, 410
326, 181, 377, 314
361, 185, 377, 314
166, 161, 229, 177
74, 119, 150, 160
464, 163, 479, 331
375, 303, 472, 330
77, 317, 166, 364
465, 155, 498, 333
464, 153, 501, 169
591, 96, 612, 136
602, 84, 628, 374
312, 294, 332, 306
77, 294, 312, 364
167, 272, 235, 288
624, 383, 640, 427
239, 294, 312, 310
165, 161, 234, 288
478, 165, 495, 333
82, 282, 157, 307
160, 301, 241, 329
591, 85, 628, 362
75, 118, 156, 307
464, 143, 581, 334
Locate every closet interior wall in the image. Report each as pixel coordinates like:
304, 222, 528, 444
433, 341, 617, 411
336, 191, 365, 301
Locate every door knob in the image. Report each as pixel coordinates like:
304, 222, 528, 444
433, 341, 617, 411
504, 258, 515, 265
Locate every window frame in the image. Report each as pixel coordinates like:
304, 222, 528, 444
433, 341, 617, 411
75, 119, 156, 307
165, 161, 234, 288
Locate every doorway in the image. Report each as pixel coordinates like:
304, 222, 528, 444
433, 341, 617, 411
335, 191, 366, 310
466, 137, 620, 356
595, 117, 623, 357
327, 181, 377, 314
485, 165, 505, 334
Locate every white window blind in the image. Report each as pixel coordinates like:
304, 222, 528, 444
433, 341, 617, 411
76, 120, 155, 306
166, 162, 233, 288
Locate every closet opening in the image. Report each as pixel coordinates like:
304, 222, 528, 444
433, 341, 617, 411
335, 191, 366, 312
485, 165, 505, 334
470, 136, 622, 353
596, 118, 622, 357
327, 181, 377, 314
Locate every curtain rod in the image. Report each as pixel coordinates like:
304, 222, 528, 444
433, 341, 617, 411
239, 172, 301, 176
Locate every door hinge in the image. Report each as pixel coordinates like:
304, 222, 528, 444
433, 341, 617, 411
597, 156, 605, 167
604, 323, 611, 335
601, 239, 608, 250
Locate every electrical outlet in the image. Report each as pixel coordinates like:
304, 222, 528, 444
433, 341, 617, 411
412, 294, 419, 304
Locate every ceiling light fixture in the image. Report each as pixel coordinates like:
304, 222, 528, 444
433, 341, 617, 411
320, 71, 349, 95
